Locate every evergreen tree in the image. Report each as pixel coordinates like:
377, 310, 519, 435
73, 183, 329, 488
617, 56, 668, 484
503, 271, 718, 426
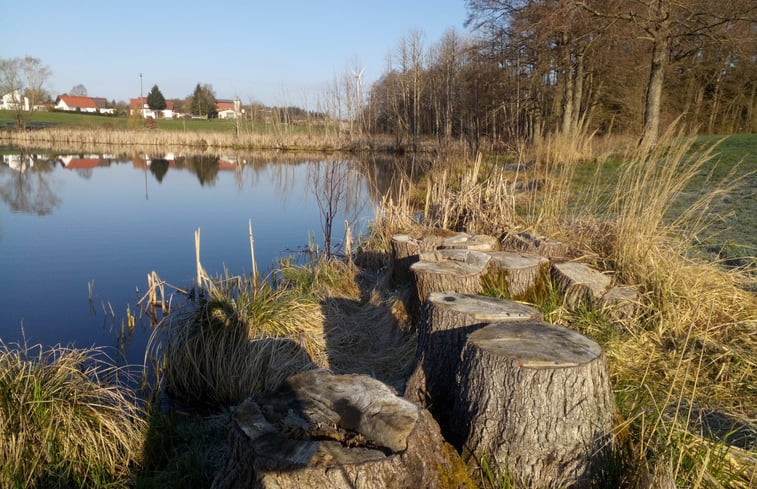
147, 84, 167, 110
190, 83, 217, 118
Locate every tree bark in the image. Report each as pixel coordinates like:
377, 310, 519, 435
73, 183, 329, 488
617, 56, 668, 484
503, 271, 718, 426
212, 370, 473, 489
452, 321, 615, 489
404, 293, 542, 438
485, 251, 550, 299
640, 10, 670, 148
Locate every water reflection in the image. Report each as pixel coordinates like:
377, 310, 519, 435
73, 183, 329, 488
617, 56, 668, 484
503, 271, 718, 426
0, 154, 62, 215
1, 148, 423, 367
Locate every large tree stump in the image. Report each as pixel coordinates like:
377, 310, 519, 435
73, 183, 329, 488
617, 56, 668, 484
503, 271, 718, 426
212, 370, 473, 489
485, 251, 550, 299
452, 321, 615, 489
551, 261, 612, 308
404, 293, 542, 438
501, 231, 570, 259
410, 250, 491, 307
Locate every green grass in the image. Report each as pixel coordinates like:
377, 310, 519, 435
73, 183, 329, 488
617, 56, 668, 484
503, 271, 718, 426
0, 109, 323, 135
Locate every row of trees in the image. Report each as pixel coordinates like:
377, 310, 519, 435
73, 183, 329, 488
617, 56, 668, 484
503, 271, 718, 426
363, 0, 755, 149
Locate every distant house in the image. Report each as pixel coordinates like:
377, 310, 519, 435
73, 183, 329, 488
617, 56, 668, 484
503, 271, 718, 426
1, 90, 30, 111
216, 99, 241, 119
130, 98, 174, 119
55, 95, 114, 114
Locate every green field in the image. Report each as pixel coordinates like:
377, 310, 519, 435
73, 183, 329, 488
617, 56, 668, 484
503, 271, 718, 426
0, 109, 258, 133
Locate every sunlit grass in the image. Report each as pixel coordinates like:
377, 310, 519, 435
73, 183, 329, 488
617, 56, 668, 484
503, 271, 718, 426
0, 342, 146, 489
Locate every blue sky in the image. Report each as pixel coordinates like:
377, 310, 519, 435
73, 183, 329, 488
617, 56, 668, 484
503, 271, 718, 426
1, 1, 469, 107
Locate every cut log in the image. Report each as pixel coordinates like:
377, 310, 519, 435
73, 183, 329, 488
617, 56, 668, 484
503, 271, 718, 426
551, 261, 612, 307
452, 321, 614, 489
501, 231, 570, 259
212, 369, 473, 489
404, 292, 542, 437
485, 251, 550, 299
410, 250, 491, 306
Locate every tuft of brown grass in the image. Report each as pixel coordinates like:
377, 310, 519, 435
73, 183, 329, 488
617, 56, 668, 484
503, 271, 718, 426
0, 342, 146, 488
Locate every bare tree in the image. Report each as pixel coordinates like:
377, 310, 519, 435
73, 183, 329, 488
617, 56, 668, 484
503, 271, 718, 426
70, 84, 88, 96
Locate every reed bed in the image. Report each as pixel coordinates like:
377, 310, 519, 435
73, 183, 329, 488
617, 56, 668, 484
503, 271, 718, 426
0, 127, 439, 155
0, 342, 145, 488
375, 130, 756, 488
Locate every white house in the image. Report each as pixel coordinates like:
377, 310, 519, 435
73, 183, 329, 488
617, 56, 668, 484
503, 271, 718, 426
0, 90, 30, 111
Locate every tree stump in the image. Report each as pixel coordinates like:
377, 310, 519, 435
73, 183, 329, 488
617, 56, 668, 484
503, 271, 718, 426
485, 251, 550, 299
410, 250, 491, 307
452, 321, 614, 489
501, 231, 570, 259
212, 369, 473, 489
404, 293, 542, 438
438, 233, 499, 252
551, 261, 612, 308
600, 285, 640, 323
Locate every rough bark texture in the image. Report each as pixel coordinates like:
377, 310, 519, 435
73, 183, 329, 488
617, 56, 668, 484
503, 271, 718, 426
404, 293, 542, 438
551, 261, 612, 308
485, 251, 550, 299
212, 370, 473, 489
410, 250, 491, 307
452, 321, 615, 489
501, 231, 570, 259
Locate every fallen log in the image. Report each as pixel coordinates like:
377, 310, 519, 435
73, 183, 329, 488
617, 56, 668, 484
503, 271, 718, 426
212, 369, 473, 489
404, 292, 542, 438
452, 321, 615, 489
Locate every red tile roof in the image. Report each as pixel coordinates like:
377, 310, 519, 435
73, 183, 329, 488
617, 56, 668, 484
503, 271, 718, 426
130, 97, 147, 110
65, 158, 101, 169
57, 95, 98, 109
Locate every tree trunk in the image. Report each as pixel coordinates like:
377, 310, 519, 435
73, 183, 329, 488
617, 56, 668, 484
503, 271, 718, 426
640, 18, 670, 148
212, 370, 473, 489
404, 293, 542, 438
410, 250, 491, 306
452, 321, 615, 489
484, 251, 550, 299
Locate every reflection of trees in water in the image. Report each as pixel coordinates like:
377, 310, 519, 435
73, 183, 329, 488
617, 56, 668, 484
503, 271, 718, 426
149, 159, 169, 183
182, 155, 220, 186
0, 156, 61, 216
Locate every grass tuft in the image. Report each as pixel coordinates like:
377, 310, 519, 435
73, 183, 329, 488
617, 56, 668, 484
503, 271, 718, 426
0, 342, 145, 489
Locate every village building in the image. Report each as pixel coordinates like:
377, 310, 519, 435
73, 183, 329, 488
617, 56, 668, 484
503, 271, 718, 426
54, 95, 115, 114
129, 98, 175, 119
0, 90, 30, 111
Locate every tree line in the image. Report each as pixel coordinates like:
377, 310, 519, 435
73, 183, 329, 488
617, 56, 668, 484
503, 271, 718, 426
364, 0, 755, 149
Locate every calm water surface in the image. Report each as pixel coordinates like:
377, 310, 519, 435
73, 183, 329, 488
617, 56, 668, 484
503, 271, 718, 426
0, 150, 386, 364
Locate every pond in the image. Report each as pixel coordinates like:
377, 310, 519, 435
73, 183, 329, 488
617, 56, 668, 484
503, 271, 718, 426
0, 149, 396, 366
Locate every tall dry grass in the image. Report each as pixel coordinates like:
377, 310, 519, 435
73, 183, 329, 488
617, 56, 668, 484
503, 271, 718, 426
0, 342, 145, 488
373, 129, 756, 488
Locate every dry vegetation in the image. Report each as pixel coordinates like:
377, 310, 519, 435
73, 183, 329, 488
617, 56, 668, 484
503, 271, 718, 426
368, 130, 756, 488
0, 343, 146, 488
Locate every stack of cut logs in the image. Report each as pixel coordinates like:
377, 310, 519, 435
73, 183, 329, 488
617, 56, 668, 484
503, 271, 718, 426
212, 230, 638, 489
